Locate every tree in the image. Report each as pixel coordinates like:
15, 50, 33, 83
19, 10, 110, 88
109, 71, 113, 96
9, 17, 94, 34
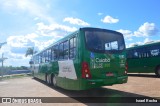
25, 47, 37, 57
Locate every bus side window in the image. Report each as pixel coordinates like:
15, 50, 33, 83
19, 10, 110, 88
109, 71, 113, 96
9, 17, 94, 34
105, 43, 111, 50
40, 53, 42, 63
139, 53, 141, 58
53, 45, 59, 61
43, 52, 46, 63
44, 51, 48, 62
35, 55, 37, 64
51, 46, 54, 61
38, 54, 40, 63
69, 37, 76, 59
59, 43, 64, 60
64, 40, 69, 59
48, 49, 52, 62
127, 50, 132, 58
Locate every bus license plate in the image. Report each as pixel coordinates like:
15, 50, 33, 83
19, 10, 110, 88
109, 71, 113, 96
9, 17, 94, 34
106, 72, 114, 76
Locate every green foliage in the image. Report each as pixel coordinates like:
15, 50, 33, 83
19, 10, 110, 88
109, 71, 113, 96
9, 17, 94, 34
25, 47, 37, 57
25, 47, 34, 57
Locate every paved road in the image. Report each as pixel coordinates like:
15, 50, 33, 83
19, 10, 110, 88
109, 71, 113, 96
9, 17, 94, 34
0, 75, 160, 106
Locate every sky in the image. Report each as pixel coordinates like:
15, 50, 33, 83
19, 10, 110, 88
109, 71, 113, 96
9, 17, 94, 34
0, 0, 160, 66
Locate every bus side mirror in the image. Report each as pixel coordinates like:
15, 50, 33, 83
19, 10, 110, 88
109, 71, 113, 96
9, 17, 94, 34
29, 61, 34, 64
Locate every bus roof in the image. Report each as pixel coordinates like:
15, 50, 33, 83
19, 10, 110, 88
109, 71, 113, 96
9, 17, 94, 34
80, 27, 122, 35
127, 41, 160, 50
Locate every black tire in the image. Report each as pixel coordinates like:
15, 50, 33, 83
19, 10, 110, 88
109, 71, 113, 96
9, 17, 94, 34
155, 66, 160, 77
51, 74, 57, 87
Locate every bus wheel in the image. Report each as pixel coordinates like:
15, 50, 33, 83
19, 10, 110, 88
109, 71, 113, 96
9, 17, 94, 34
155, 66, 160, 77
52, 75, 57, 87
46, 74, 51, 84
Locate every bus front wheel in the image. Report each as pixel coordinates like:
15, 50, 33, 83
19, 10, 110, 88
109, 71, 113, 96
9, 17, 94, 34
155, 66, 160, 77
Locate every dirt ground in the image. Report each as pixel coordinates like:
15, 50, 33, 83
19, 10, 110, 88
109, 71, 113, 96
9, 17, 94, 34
0, 74, 160, 106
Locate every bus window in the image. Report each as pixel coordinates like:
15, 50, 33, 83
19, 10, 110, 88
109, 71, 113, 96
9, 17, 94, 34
53, 45, 58, 60
69, 37, 76, 59
105, 41, 118, 50
51, 46, 54, 61
39, 54, 41, 63
41, 52, 45, 63
44, 51, 48, 62
35, 55, 37, 64
105, 43, 111, 50
64, 40, 69, 59
85, 31, 125, 53
48, 49, 52, 62
111, 41, 118, 50
59, 43, 64, 60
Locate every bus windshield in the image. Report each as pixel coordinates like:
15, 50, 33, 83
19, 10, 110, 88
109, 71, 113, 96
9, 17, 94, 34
85, 30, 125, 53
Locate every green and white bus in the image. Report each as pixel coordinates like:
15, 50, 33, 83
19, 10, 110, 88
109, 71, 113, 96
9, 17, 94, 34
30, 27, 128, 90
127, 42, 160, 77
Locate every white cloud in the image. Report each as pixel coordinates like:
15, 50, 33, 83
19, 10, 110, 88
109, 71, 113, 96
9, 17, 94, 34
0, 0, 54, 23
7, 35, 36, 48
143, 38, 160, 44
117, 22, 159, 42
101, 15, 119, 24
35, 22, 78, 50
134, 22, 158, 37
127, 42, 143, 48
37, 22, 77, 33
144, 38, 152, 44
35, 23, 77, 49
63, 17, 90, 26
117, 29, 133, 41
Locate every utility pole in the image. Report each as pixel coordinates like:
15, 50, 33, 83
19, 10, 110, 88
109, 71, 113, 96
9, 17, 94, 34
0, 42, 7, 79
1, 53, 4, 78
0, 53, 7, 79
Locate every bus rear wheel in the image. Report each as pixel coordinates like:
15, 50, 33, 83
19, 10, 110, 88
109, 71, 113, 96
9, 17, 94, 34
155, 66, 160, 77
46, 74, 51, 85
51, 74, 57, 87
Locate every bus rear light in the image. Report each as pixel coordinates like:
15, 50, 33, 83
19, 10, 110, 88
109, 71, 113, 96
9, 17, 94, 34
85, 69, 88, 73
82, 62, 91, 79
